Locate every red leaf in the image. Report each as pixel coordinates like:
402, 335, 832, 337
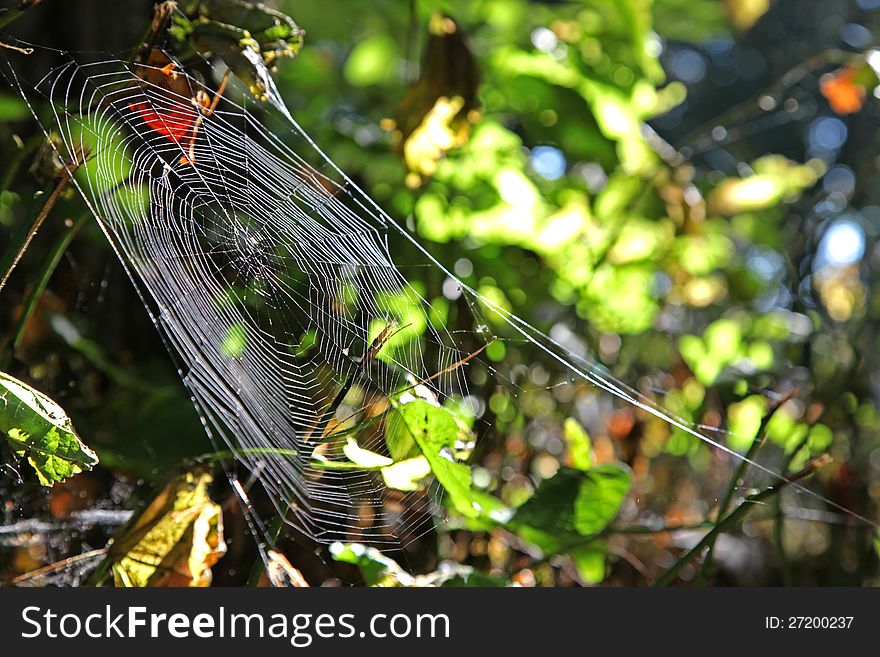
820, 67, 865, 115
129, 101, 198, 144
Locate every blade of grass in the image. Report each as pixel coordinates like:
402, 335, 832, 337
773, 426, 813, 586
0, 162, 79, 294
246, 511, 286, 586
10, 212, 87, 351
0, 134, 42, 194
654, 453, 831, 587
698, 390, 794, 580
0, 0, 42, 31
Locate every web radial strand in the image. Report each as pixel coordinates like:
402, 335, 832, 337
9, 47, 876, 552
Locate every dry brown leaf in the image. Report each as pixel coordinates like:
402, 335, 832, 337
260, 549, 309, 587
105, 466, 226, 587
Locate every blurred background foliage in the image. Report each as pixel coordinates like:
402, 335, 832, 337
2, 0, 880, 586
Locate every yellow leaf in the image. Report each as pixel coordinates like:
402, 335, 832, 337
105, 467, 225, 587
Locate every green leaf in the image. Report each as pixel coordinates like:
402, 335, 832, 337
510, 465, 631, 549
490, 48, 654, 172
190, 0, 304, 53
391, 400, 479, 517
330, 542, 509, 587
172, 0, 304, 107
329, 542, 409, 587
807, 424, 833, 453
381, 456, 431, 491
344, 34, 398, 87
511, 467, 583, 538
342, 438, 393, 468
221, 322, 247, 358
440, 569, 508, 587
727, 395, 766, 452
569, 544, 607, 584
0, 371, 98, 486
384, 406, 419, 460
0, 93, 29, 121
445, 489, 514, 533
572, 464, 632, 536
563, 418, 592, 470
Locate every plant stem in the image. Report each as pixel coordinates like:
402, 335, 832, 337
0, 164, 77, 295
0, 134, 42, 194
654, 454, 830, 587
679, 48, 855, 155
610, 521, 713, 535
526, 521, 714, 569
10, 212, 87, 351
84, 551, 113, 586
655, 491, 776, 586
773, 429, 813, 586
246, 509, 287, 587
774, 495, 791, 586
0, 0, 42, 31
196, 447, 301, 463
699, 391, 793, 580
10, 548, 108, 587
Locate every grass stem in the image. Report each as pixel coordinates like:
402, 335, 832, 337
654, 454, 830, 587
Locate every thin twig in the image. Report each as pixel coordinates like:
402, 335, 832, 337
0, 510, 133, 547
246, 512, 286, 587
0, 40, 32, 54
0, 134, 42, 194
679, 49, 857, 155
8, 548, 108, 587
397, 337, 494, 396
126, 0, 175, 64
0, 162, 80, 294
310, 321, 409, 441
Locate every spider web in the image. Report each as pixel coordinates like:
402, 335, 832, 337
2, 44, 876, 562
